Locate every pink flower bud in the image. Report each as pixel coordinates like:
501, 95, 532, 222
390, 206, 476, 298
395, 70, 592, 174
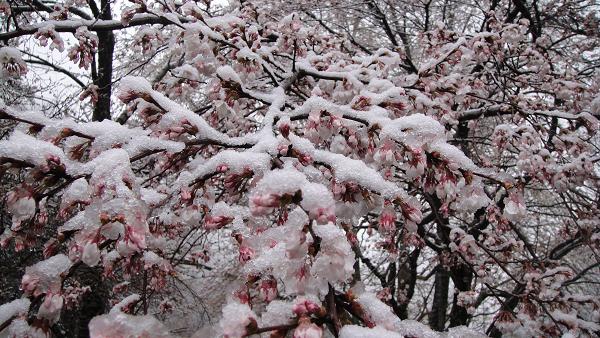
400, 200, 422, 224
279, 122, 290, 138
292, 299, 321, 316
238, 246, 255, 263
259, 277, 278, 302
180, 188, 192, 203
250, 193, 280, 216
38, 293, 64, 324
293, 317, 323, 338
123, 225, 146, 253
216, 163, 229, 172
311, 206, 336, 224
82, 242, 101, 266
21, 273, 40, 296
378, 207, 396, 233
204, 215, 233, 230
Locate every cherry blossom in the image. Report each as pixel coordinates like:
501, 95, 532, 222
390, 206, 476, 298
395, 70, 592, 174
1, 1, 599, 337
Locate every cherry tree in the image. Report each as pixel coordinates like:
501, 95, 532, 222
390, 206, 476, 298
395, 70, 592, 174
1, 0, 600, 337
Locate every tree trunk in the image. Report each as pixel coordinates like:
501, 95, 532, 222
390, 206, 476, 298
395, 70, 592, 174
448, 121, 474, 327
397, 248, 420, 319
427, 194, 451, 331
429, 266, 449, 331
449, 264, 473, 327
92, 0, 115, 122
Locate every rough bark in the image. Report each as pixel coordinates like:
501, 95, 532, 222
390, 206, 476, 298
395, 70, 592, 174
448, 264, 473, 327
429, 266, 449, 331
446, 121, 475, 328
92, 0, 115, 122
396, 248, 420, 319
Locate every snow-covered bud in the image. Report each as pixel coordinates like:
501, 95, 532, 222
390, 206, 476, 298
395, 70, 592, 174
378, 206, 396, 233
238, 246, 255, 263
21, 273, 40, 296
180, 188, 193, 204
503, 191, 526, 222
259, 277, 278, 302
216, 163, 230, 173
203, 215, 233, 230
293, 317, 323, 338
292, 299, 321, 316
38, 293, 64, 324
250, 193, 280, 216
82, 242, 101, 266
7, 189, 36, 231
278, 117, 291, 138
0, 47, 27, 78
310, 206, 336, 225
